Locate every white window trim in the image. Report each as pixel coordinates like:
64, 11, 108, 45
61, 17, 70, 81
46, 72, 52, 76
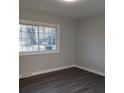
19, 19, 60, 56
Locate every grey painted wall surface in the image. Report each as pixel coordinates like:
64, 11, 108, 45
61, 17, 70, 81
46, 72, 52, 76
19, 9, 105, 75
77, 16, 105, 73
19, 9, 77, 75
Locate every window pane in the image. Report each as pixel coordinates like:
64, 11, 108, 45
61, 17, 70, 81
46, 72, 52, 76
19, 32, 21, 39
22, 45, 29, 51
21, 32, 28, 38
28, 38, 38, 45
28, 32, 38, 39
28, 38, 38, 51
26, 25, 38, 39
21, 38, 38, 52
19, 39, 22, 52
26, 45, 38, 51
21, 39, 28, 45
21, 39, 27, 51
47, 27, 56, 50
26, 25, 33, 32
33, 26, 38, 32
39, 26, 45, 51
39, 27, 45, 33
19, 23, 58, 53
38, 27, 57, 51
20, 24, 26, 32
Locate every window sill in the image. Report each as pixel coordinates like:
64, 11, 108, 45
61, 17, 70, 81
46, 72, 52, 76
19, 51, 59, 56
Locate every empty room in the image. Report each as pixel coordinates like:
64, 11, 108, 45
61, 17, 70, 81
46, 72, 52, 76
19, 0, 105, 93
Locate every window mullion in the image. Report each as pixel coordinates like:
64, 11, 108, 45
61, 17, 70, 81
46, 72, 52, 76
21, 25, 23, 52
38, 26, 40, 52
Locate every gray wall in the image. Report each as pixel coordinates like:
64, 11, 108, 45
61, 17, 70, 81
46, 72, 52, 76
19, 9, 105, 76
77, 16, 105, 73
19, 9, 77, 75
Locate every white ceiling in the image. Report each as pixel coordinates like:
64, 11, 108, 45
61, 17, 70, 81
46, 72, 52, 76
20, 0, 105, 19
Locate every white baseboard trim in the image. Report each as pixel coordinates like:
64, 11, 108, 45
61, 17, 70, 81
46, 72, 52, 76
19, 65, 76, 79
19, 64, 105, 78
75, 65, 105, 76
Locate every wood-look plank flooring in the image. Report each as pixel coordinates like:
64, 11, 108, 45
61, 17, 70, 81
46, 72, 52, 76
20, 67, 105, 93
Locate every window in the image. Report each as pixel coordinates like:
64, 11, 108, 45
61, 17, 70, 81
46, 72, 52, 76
19, 20, 60, 55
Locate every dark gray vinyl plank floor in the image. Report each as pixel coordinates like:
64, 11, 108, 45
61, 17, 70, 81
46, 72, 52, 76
20, 67, 105, 93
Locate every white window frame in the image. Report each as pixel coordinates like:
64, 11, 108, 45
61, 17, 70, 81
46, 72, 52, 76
19, 19, 60, 56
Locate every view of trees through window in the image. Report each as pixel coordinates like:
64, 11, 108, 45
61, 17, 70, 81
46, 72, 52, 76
19, 24, 57, 52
